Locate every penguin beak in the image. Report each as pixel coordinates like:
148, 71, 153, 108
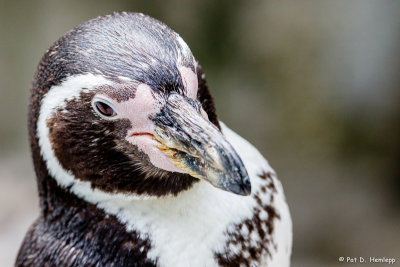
152, 93, 251, 196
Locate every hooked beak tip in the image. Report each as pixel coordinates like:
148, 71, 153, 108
243, 179, 252, 195
222, 176, 252, 196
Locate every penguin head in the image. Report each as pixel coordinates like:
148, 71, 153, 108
32, 12, 250, 199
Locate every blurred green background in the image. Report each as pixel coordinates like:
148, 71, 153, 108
0, 0, 399, 266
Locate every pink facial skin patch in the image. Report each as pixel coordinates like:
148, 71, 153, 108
179, 66, 198, 99
113, 83, 185, 173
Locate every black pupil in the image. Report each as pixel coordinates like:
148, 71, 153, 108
95, 101, 115, 117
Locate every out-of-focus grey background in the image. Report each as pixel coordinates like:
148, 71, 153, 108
1, 0, 399, 266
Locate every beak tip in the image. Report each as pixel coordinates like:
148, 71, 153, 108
224, 178, 252, 196
243, 179, 252, 195
240, 179, 252, 196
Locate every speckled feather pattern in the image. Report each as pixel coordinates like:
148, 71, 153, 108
215, 172, 280, 266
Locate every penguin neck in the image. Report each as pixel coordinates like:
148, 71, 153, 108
33, 159, 94, 221
33, 158, 198, 221
32, 144, 199, 222
30, 165, 155, 266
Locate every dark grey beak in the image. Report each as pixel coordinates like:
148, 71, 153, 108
152, 93, 251, 196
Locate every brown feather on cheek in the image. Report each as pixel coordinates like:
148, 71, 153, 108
47, 92, 197, 196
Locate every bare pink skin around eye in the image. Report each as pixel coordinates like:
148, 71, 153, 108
117, 84, 185, 173
179, 66, 198, 99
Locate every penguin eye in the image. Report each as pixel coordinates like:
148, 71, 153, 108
93, 100, 117, 118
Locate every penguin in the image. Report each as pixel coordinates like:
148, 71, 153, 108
16, 12, 292, 267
